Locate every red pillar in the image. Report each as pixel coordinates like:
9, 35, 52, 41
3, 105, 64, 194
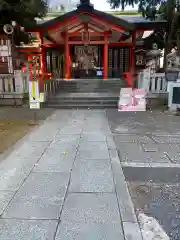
39, 32, 46, 74
65, 32, 70, 80
103, 35, 108, 80
129, 31, 136, 88
42, 47, 47, 73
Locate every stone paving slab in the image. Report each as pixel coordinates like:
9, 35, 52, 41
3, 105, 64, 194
0, 191, 15, 215
151, 135, 180, 144
33, 147, 77, 173
118, 142, 170, 163
0, 168, 26, 192
27, 127, 59, 142
55, 193, 124, 240
69, 160, 114, 193
7, 141, 50, 163
114, 134, 155, 144
80, 133, 107, 142
3, 173, 70, 219
83, 129, 111, 135
122, 162, 151, 167
55, 221, 124, 240
49, 140, 79, 150
141, 143, 180, 163
119, 151, 170, 163
59, 193, 121, 224
137, 135, 155, 144
122, 162, 180, 168
0, 141, 49, 191
117, 142, 143, 153
53, 134, 81, 143
0, 219, 57, 240
123, 222, 143, 240
149, 163, 180, 167
77, 142, 109, 160
113, 134, 139, 143
141, 143, 159, 152
58, 125, 83, 135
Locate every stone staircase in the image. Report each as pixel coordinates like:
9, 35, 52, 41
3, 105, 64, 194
44, 79, 126, 109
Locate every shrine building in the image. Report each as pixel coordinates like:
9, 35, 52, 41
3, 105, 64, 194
21, 0, 166, 87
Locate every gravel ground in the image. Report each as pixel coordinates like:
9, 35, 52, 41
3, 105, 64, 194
127, 180, 180, 240
106, 109, 180, 135
0, 106, 54, 121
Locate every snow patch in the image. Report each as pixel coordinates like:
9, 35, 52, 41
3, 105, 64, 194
137, 212, 170, 240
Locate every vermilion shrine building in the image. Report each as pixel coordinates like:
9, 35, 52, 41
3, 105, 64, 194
22, 0, 166, 87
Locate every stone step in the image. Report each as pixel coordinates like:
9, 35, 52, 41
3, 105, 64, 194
57, 90, 121, 93
57, 83, 124, 86
56, 80, 125, 87
44, 79, 124, 109
48, 96, 118, 100
47, 99, 118, 104
44, 103, 117, 109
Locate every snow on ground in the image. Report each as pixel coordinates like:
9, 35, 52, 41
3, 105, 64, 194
137, 212, 170, 240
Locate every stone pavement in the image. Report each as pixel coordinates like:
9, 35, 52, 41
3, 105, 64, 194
0, 110, 142, 240
106, 110, 180, 168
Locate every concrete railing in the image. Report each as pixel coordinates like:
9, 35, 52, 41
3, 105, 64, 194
138, 70, 167, 93
0, 74, 15, 93
0, 71, 29, 105
149, 73, 167, 92
0, 71, 29, 94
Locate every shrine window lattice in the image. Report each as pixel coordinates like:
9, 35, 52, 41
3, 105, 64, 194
108, 47, 130, 78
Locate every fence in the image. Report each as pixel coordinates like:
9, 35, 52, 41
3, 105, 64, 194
0, 71, 29, 94
43, 79, 61, 102
0, 71, 29, 105
138, 69, 167, 93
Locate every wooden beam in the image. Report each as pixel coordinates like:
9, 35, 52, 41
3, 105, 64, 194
42, 44, 59, 48
68, 31, 111, 37
109, 42, 132, 47
19, 52, 41, 55
18, 48, 41, 52
41, 42, 132, 47
87, 24, 105, 33
89, 21, 107, 32
79, 12, 126, 33
69, 25, 84, 33
68, 22, 82, 32
68, 40, 106, 45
